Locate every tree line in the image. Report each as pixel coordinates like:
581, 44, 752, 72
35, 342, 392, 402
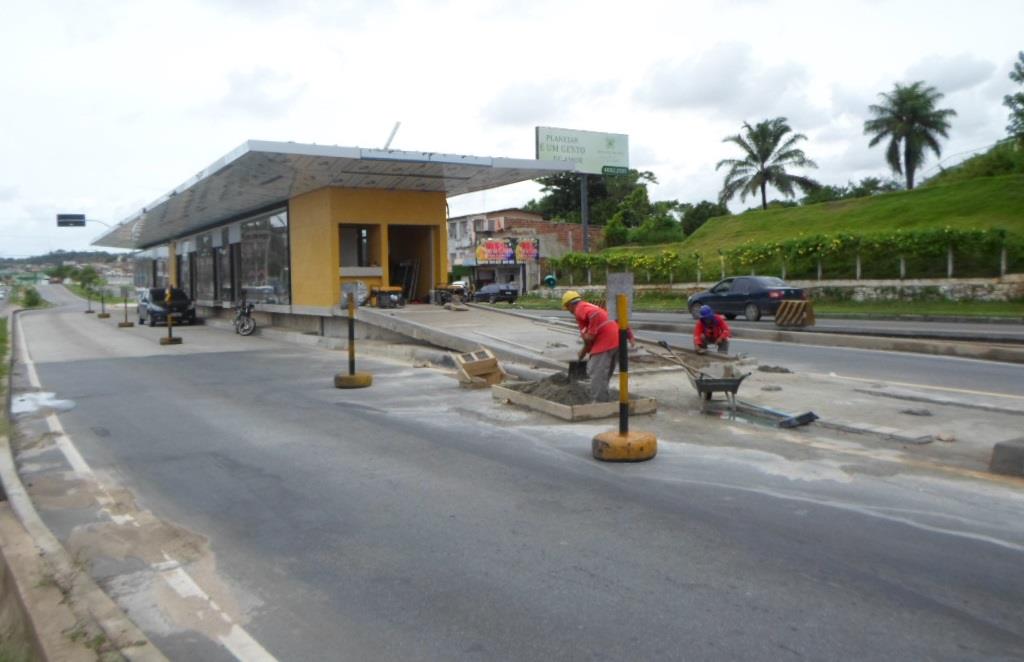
524, 51, 1024, 248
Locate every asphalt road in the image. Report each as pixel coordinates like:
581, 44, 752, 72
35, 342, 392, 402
10, 284, 1024, 660
530, 309, 1024, 343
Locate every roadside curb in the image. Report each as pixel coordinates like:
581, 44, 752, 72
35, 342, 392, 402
2, 308, 168, 661
631, 321, 1024, 364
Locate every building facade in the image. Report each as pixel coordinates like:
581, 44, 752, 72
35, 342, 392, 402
447, 208, 604, 292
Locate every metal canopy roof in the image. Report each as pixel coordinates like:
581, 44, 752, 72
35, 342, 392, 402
94, 140, 573, 249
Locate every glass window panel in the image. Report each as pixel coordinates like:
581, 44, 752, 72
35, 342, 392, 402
240, 209, 289, 304
195, 233, 216, 300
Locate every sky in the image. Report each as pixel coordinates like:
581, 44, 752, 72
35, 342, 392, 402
1, 0, 1021, 257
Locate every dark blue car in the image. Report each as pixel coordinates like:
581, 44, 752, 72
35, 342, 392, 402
687, 276, 805, 321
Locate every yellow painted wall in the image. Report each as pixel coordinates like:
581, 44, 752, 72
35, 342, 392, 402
289, 187, 447, 307
289, 188, 339, 308
331, 188, 448, 292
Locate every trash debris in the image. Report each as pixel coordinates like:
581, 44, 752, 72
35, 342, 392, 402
546, 341, 567, 349
760, 385, 782, 392
899, 408, 933, 417
936, 432, 956, 442
757, 365, 792, 374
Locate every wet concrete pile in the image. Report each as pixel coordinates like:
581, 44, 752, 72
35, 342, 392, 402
508, 372, 619, 406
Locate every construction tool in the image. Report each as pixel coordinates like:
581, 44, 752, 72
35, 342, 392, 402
568, 359, 588, 382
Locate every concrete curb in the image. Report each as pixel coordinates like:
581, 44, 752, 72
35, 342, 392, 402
2, 308, 168, 661
815, 313, 1024, 325
356, 307, 566, 370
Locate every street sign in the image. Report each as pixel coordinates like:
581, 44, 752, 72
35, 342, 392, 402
57, 213, 86, 227
602, 166, 630, 176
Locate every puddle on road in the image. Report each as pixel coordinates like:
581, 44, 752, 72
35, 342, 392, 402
10, 391, 75, 415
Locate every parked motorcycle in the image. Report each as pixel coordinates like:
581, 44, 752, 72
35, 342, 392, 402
233, 299, 256, 336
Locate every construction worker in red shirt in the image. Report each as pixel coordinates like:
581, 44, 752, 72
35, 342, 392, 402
562, 291, 634, 402
694, 304, 731, 354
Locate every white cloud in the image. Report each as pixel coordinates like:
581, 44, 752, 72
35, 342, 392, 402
904, 53, 996, 94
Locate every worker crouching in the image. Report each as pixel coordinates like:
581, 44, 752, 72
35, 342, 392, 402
562, 291, 634, 402
694, 305, 731, 354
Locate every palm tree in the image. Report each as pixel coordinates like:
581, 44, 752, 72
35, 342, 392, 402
863, 81, 956, 190
716, 117, 820, 211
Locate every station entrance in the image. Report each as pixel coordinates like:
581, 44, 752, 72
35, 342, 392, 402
388, 225, 434, 302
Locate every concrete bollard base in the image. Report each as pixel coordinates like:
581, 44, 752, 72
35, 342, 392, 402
118, 322, 135, 328
990, 438, 1024, 477
592, 430, 657, 462
159, 336, 183, 345
335, 373, 373, 389
97, 313, 110, 319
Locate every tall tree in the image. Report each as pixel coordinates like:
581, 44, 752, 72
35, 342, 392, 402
1005, 51, 1024, 144
523, 170, 657, 225
863, 81, 957, 190
716, 117, 819, 211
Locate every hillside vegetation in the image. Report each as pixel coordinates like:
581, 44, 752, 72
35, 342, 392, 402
612, 175, 1024, 260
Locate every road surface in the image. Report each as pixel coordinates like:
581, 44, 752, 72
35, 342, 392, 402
9, 284, 1024, 660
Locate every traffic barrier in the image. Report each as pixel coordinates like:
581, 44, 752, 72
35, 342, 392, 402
335, 292, 372, 388
775, 300, 815, 327
592, 293, 657, 462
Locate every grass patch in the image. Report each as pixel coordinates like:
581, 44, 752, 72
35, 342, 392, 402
812, 299, 1024, 318
606, 175, 1024, 261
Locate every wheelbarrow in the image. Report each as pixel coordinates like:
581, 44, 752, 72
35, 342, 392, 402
652, 341, 750, 412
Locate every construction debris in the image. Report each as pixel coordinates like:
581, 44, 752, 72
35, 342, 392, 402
452, 348, 507, 388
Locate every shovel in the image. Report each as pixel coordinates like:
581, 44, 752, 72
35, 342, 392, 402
567, 359, 588, 382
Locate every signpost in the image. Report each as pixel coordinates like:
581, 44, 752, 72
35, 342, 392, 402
536, 127, 630, 254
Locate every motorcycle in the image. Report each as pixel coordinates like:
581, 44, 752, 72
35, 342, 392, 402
233, 299, 256, 336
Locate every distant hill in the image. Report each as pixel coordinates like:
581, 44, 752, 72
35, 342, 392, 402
0, 250, 124, 267
608, 175, 1024, 260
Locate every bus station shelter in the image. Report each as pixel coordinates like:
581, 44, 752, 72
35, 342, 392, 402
95, 140, 568, 325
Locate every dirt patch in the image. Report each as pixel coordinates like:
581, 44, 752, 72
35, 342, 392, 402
757, 365, 793, 374
507, 372, 620, 406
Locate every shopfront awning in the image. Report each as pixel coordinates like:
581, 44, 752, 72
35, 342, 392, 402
93, 140, 573, 249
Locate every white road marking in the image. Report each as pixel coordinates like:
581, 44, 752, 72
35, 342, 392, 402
14, 313, 278, 662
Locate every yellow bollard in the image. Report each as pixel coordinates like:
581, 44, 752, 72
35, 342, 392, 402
591, 293, 657, 462
159, 286, 182, 345
334, 292, 372, 388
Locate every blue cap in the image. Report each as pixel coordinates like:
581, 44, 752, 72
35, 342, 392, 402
699, 305, 715, 319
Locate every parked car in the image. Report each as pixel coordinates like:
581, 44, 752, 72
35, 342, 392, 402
687, 276, 805, 321
472, 283, 518, 304
137, 287, 197, 326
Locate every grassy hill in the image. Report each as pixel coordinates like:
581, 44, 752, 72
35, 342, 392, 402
611, 174, 1024, 260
